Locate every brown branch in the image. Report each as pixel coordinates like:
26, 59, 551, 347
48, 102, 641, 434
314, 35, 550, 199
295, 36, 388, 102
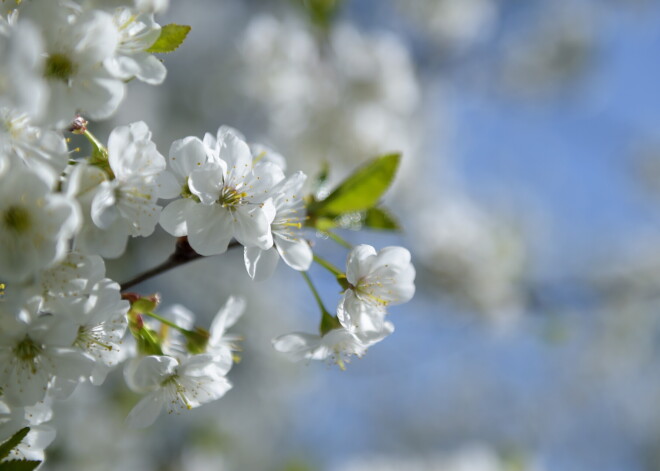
120, 237, 239, 291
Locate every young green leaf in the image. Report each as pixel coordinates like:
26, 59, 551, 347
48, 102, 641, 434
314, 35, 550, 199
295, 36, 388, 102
0, 460, 42, 471
299, 0, 343, 29
313, 161, 330, 193
312, 153, 400, 215
0, 428, 29, 461
363, 207, 401, 230
146, 24, 191, 53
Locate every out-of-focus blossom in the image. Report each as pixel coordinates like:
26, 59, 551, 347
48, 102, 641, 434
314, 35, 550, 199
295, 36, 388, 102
0, 162, 80, 282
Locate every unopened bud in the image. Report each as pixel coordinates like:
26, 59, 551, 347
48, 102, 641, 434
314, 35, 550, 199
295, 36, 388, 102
68, 115, 88, 134
122, 292, 141, 303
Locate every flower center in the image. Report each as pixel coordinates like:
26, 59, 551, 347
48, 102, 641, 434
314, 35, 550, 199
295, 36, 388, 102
217, 187, 247, 209
355, 279, 388, 307
13, 336, 43, 374
44, 53, 77, 82
75, 325, 113, 352
161, 374, 193, 410
3, 205, 31, 233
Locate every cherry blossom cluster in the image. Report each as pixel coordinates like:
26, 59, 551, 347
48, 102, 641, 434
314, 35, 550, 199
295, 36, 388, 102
0, 0, 415, 465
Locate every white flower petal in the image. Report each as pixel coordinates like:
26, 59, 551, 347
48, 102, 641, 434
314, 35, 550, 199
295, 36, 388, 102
244, 246, 280, 281
126, 393, 164, 428
276, 236, 312, 272
345, 244, 377, 285
169, 136, 208, 179
124, 355, 178, 393
159, 198, 194, 236
233, 205, 273, 249
186, 204, 233, 255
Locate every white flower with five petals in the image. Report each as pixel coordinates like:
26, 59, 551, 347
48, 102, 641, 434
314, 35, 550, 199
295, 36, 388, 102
337, 245, 415, 335
159, 127, 282, 255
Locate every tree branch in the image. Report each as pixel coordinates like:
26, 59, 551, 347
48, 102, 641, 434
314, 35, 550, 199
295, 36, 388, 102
120, 237, 239, 291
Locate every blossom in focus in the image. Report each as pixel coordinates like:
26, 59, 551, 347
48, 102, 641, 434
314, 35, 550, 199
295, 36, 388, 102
337, 245, 415, 334
159, 127, 282, 255
244, 171, 312, 281
69, 121, 165, 258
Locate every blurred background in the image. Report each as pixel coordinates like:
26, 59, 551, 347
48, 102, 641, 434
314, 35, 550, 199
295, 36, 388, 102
45, 0, 660, 470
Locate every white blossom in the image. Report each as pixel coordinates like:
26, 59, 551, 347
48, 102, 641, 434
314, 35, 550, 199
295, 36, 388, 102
124, 354, 231, 428
160, 127, 282, 255
105, 7, 166, 85
0, 297, 93, 406
272, 325, 393, 370
0, 107, 68, 187
25, 0, 125, 128
69, 121, 165, 258
157, 135, 210, 237
134, 0, 169, 14
0, 399, 55, 462
337, 245, 415, 335
38, 252, 106, 299
0, 20, 47, 120
44, 278, 129, 385
0, 163, 80, 282
244, 171, 312, 280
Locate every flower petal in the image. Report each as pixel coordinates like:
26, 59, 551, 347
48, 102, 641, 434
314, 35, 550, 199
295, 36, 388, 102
244, 246, 280, 281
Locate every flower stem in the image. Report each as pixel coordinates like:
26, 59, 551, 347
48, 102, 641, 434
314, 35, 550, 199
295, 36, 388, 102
324, 231, 353, 249
83, 129, 108, 160
120, 237, 239, 291
312, 254, 343, 277
301, 271, 331, 317
142, 311, 191, 334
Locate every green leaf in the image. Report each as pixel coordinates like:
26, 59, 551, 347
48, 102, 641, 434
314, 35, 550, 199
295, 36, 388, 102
319, 311, 341, 336
298, 0, 343, 29
312, 153, 400, 216
0, 460, 42, 471
313, 217, 336, 231
0, 428, 29, 461
313, 161, 330, 192
363, 207, 401, 230
146, 24, 191, 53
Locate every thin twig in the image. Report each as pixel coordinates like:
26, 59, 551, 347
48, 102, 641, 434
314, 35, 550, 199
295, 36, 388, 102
120, 237, 238, 291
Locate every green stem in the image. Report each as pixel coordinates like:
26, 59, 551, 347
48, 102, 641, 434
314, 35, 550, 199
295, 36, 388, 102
324, 231, 353, 249
83, 129, 106, 156
142, 311, 193, 335
313, 254, 343, 277
301, 271, 331, 317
